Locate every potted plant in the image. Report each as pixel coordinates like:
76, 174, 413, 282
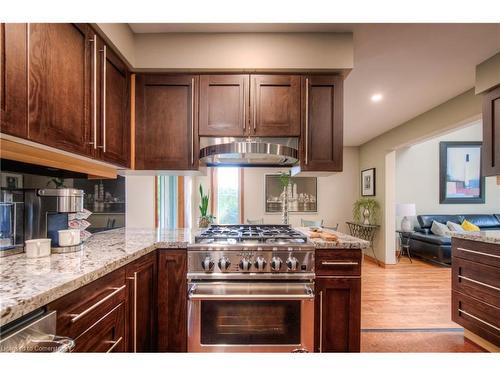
352, 198, 380, 225
198, 184, 215, 228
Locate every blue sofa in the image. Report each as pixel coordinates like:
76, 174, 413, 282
408, 214, 500, 265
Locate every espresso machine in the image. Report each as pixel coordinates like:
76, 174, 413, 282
24, 188, 85, 253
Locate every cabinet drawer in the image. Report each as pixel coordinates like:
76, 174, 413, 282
73, 302, 125, 352
452, 238, 500, 267
315, 249, 361, 276
452, 257, 500, 308
48, 267, 126, 340
452, 291, 500, 347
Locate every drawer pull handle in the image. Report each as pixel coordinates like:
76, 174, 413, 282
106, 336, 123, 353
458, 309, 500, 332
321, 261, 359, 266
457, 247, 500, 259
458, 275, 500, 292
69, 284, 126, 323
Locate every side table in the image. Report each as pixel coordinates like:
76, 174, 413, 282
346, 222, 380, 266
396, 230, 414, 263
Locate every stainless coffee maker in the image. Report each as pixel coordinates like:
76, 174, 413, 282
0, 189, 24, 257
24, 188, 85, 253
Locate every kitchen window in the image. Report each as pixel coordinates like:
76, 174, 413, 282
211, 167, 244, 225
157, 176, 189, 228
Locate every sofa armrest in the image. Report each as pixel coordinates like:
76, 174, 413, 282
415, 228, 430, 235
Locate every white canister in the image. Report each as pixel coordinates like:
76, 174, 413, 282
58, 229, 81, 246
25, 239, 51, 258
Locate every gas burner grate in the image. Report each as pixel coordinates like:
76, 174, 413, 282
194, 224, 307, 244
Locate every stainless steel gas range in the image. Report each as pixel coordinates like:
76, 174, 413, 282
187, 225, 315, 353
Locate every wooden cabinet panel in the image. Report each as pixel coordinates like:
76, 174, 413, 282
0, 23, 28, 138
452, 238, 500, 268
28, 23, 93, 157
482, 85, 500, 176
135, 75, 198, 170
315, 249, 362, 277
199, 74, 249, 137
315, 277, 361, 352
301, 75, 343, 172
126, 252, 157, 352
251, 75, 301, 137
97, 37, 130, 167
157, 249, 187, 352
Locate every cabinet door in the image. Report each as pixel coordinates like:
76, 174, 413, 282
0, 23, 28, 138
135, 75, 198, 170
482, 85, 500, 176
301, 75, 343, 172
250, 75, 301, 137
97, 37, 130, 168
315, 277, 361, 352
28, 23, 93, 157
126, 252, 157, 352
157, 249, 187, 352
199, 74, 249, 137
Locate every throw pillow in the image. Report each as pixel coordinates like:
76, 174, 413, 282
431, 221, 451, 237
461, 219, 480, 232
447, 221, 465, 232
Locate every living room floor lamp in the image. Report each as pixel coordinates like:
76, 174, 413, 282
396, 203, 416, 232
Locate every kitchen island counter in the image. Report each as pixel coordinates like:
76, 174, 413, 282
296, 227, 371, 249
450, 230, 500, 246
0, 227, 199, 327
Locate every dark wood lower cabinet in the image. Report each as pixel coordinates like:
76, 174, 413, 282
126, 252, 157, 352
157, 249, 188, 352
315, 277, 361, 352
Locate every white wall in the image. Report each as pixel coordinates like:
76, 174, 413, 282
396, 121, 500, 221
125, 176, 155, 228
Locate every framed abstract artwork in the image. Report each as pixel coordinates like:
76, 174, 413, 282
265, 175, 317, 213
361, 168, 376, 196
439, 141, 484, 204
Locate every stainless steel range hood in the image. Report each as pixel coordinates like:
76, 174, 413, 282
199, 137, 299, 167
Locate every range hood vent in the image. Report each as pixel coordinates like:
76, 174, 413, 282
199, 137, 299, 167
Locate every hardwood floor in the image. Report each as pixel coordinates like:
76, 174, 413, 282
360, 257, 484, 352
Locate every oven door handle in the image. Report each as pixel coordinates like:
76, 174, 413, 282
188, 282, 314, 300
189, 294, 315, 300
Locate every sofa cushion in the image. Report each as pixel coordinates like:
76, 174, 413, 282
417, 215, 462, 229
431, 221, 452, 236
462, 214, 500, 229
461, 219, 480, 231
447, 221, 465, 232
409, 232, 452, 246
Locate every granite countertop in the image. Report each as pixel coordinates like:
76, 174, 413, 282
451, 230, 500, 245
0, 227, 199, 327
0, 226, 370, 327
296, 227, 371, 249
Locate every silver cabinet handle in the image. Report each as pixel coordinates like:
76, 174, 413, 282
253, 77, 257, 132
106, 336, 123, 353
457, 247, 500, 259
69, 284, 126, 323
458, 309, 500, 332
321, 261, 359, 266
98, 44, 107, 152
305, 77, 309, 165
88, 35, 97, 149
191, 77, 195, 165
319, 290, 323, 353
458, 275, 500, 292
127, 273, 138, 352
243, 80, 246, 132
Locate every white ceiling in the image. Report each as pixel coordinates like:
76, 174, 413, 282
128, 23, 500, 146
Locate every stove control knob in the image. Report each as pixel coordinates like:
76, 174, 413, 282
271, 257, 283, 271
201, 256, 215, 272
218, 257, 231, 271
254, 256, 267, 271
286, 256, 299, 271
239, 258, 252, 272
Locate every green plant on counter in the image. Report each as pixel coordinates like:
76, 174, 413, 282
279, 171, 291, 189
198, 184, 215, 227
352, 198, 380, 224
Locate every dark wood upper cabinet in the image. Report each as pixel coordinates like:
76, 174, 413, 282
0, 23, 28, 138
135, 74, 198, 170
199, 74, 249, 137
315, 277, 361, 352
96, 36, 130, 168
126, 252, 157, 352
482, 85, 500, 176
28, 23, 93, 157
300, 75, 343, 172
251, 75, 301, 137
157, 249, 187, 352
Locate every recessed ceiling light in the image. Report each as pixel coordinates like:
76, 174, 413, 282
371, 93, 383, 102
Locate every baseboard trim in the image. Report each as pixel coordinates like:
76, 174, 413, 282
464, 329, 499, 353
362, 328, 464, 333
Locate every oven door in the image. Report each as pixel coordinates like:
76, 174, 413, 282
187, 282, 314, 352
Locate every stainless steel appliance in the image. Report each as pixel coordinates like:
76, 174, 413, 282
0, 189, 24, 257
187, 225, 315, 353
